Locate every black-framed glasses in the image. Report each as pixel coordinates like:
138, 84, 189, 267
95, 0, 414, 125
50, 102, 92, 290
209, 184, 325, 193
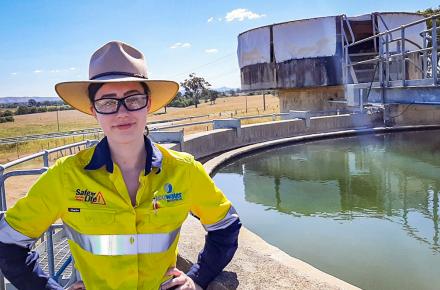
93, 94, 148, 114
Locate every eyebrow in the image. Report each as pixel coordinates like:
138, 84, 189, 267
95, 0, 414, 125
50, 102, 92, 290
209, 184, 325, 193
124, 90, 142, 96
98, 90, 142, 99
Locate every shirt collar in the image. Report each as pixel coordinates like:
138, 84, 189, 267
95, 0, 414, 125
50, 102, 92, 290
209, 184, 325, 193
84, 135, 163, 176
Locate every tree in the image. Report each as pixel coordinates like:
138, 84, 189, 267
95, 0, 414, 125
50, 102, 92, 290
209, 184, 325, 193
168, 91, 194, 108
28, 99, 37, 107
417, 6, 440, 45
2, 110, 13, 117
16, 106, 30, 115
207, 89, 219, 105
180, 73, 211, 108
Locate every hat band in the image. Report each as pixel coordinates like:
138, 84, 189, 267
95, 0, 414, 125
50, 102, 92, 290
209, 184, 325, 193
90, 71, 148, 80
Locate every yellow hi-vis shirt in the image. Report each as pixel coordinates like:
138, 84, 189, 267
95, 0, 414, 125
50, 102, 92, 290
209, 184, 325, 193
5, 137, 234, 289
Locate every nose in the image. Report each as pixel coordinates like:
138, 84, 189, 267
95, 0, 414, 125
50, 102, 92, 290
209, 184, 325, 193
115, 101, 130, 116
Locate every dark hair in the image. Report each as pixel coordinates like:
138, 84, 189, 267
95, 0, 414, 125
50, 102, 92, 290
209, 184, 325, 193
88, 82, 151, 103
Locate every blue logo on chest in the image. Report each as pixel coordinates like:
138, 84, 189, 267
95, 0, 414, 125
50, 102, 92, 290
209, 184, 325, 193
157, 183, 183, 202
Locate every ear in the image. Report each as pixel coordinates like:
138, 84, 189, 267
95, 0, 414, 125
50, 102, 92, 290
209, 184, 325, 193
147, 97, 152, 112
90, 105, 97, 119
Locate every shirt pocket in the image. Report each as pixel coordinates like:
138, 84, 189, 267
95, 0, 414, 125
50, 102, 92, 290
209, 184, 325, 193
148, 204, 189, 232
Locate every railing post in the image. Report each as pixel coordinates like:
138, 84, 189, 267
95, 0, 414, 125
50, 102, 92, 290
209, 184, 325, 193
401, 26, 406, 86
432, 18, 438, 84
0, 166, 6, 212
46, 228, 55, 277
43, 150, 49, 168
341, 17, 347, 85
379, 35, 384, 85
423, 31, 428, 78
345, 45, 349, 83
385, 32, 390, 86
0, 166, 7, 290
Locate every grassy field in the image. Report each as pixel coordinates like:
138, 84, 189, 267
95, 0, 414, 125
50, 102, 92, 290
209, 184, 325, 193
0, 94, 279, 138
1, 94, 280, 206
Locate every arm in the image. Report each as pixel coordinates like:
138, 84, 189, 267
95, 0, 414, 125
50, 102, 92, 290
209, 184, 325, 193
187, 160, 242, 289
0, 161, 64, 290
186, 217, 241, 289
0, 218, 63, 289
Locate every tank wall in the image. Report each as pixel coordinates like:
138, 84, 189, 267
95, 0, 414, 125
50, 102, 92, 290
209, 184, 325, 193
387, 104, 440, 126
278, 86, 347, 112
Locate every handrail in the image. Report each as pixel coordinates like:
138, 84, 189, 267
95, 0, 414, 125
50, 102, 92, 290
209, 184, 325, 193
0, 114, 213, 145
346, 47, 435, 68
348, 14, 440, 48
150, 113, 289, 131
385, 36, 423, 50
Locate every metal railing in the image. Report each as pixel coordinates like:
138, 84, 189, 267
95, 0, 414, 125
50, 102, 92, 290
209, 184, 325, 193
343, 13, 440, 90
0, 140, 98, 289
0, 114, 212, 145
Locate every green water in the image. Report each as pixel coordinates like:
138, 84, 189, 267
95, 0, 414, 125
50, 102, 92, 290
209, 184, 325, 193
213, 130, 440, 290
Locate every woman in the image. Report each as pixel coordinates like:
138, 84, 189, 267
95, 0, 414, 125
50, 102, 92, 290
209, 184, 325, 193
0, 41, 241, 290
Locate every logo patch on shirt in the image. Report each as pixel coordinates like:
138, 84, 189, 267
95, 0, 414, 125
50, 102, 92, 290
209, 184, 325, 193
156, 183, 183, 202
164, 183, 173, 193
75, 188, 106, 205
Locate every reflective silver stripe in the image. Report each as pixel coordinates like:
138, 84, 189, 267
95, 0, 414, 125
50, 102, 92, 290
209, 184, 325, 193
0, 216, 37, 248
202, 206, 239, 232
63, 223, 180, 256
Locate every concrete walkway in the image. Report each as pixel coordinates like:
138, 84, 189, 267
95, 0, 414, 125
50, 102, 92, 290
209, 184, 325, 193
178, 216, 360, 290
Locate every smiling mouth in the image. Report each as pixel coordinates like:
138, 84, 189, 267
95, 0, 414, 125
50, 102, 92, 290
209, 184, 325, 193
113, 122, 135, 130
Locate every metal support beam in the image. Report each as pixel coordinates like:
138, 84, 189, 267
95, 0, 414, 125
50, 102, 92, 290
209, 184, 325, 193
432, 20, 438, 84
367, 86, 440, 104
401, 27, 406, 87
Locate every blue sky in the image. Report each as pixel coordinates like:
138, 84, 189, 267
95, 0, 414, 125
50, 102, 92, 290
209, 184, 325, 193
1, 0, 438, 98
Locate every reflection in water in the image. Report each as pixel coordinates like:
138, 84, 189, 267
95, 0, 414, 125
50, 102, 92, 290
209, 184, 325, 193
214, 130, 440, 290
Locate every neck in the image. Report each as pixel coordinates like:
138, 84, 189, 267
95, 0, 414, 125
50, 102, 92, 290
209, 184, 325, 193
107, 136, 146, 173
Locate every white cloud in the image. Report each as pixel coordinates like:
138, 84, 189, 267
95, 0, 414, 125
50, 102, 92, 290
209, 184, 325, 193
33, 70, 43, 73
170, 42, 182, 49
10, 72, 18, 76
170, 42, 191, 49
225, 8, 266, 22
49, 68, 77, 73
205, 48, 218, 54
207, 17, 214, 23
218, 18, 222, 22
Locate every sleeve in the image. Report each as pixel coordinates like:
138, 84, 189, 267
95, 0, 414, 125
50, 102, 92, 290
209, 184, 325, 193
187, 160, 241, 289
5, 160, 64, 238
0, 160, 65, 290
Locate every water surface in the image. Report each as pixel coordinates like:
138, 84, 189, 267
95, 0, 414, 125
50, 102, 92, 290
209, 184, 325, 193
213, 130, 440, 290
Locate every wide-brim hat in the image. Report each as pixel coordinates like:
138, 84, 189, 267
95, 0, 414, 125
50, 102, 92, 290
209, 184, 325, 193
55, 41, 179, 115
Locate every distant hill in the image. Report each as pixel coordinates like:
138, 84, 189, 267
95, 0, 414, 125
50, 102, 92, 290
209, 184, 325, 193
214, 86, 238, 93
0, 97, 61, 104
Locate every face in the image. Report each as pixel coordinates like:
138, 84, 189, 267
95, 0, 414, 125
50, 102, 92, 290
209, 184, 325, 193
91, 82, 150, 145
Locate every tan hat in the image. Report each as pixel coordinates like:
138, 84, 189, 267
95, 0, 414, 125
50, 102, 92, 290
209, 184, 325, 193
55, 41, 179, 115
